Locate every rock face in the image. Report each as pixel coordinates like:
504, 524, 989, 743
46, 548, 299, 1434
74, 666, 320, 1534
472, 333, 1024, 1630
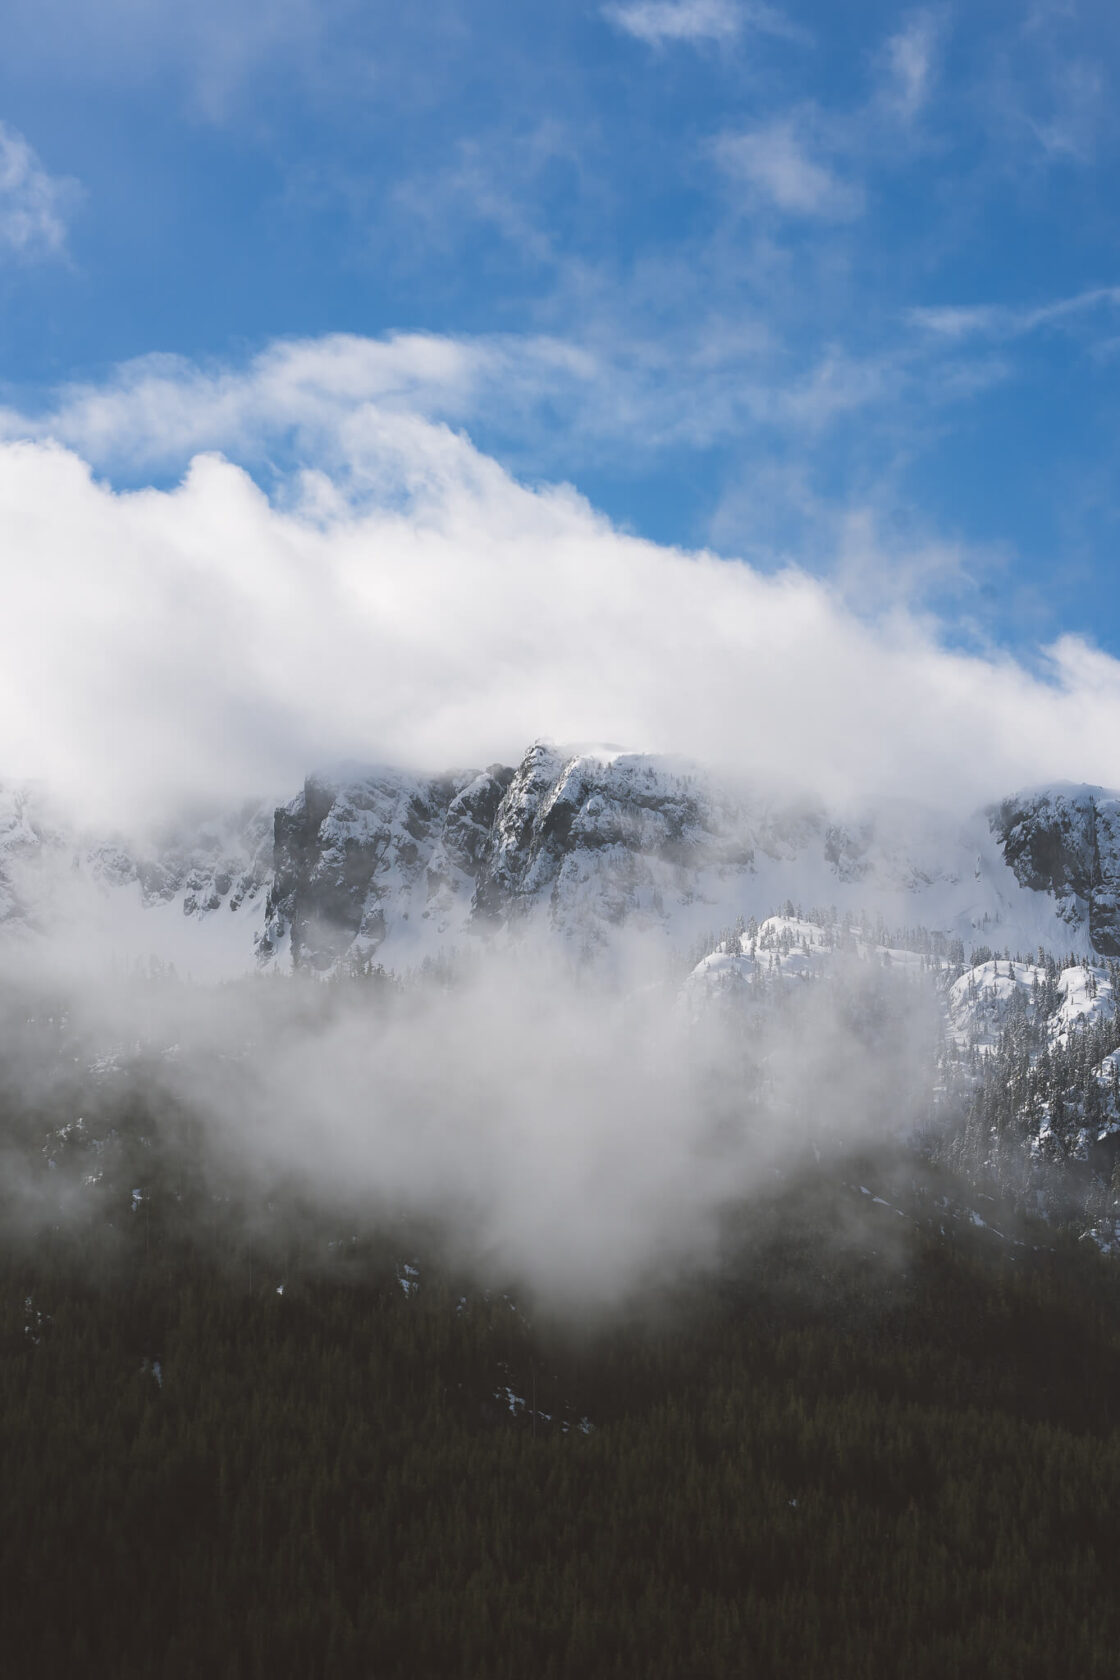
256, 746, 843, 967
89, 804, 274, 920
258, 765, 513, 970
992, 788, 1120, 956
471, 745, 720, 941
4, 751, 1120, 975
254, 753, 1120, 971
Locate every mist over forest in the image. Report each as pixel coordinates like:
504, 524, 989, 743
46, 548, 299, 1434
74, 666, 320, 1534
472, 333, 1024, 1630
7, 917, 1120, 1677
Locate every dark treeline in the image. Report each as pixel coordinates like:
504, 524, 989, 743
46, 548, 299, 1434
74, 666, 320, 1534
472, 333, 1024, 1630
6, 1079, 1120, 1679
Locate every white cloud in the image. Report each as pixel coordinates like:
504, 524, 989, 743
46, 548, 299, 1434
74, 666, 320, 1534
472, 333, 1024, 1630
0, 322, 977, 512
697, 11, 948, 241
909, 286, 1120, 344
908, 305, 1002, 340
878, 10, 942, 123
0, 121, 76, 259
0, 332, 611, 485
706, 11, 945, 232
715, 119, 863, 219
3, 336, 1120, 830
0, 334, 498, 469
603, 0, 804, 48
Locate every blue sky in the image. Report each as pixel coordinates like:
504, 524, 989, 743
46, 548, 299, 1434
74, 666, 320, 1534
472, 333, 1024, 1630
4, 2, 1120, 811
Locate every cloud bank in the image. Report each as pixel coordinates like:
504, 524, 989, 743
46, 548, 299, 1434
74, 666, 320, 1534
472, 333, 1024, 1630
4, 332, 1120, 828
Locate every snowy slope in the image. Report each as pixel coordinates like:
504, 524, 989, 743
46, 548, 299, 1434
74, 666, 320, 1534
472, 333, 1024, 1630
946, 959, 1116, 1054
685, 914, 932, 1006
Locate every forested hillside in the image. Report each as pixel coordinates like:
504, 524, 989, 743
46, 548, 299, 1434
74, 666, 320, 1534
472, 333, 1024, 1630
6, 1090, 1120, 1678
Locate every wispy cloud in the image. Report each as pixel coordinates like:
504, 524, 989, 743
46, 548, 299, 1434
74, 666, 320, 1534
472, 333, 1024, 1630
0, 309, 1011, 549
389, 122, 583, 270
910, 285, 1120, 343
0, 121, 77, 260
877, 9, 943, 123
0, 319, 922, 490
907, 304, 1002, 340
983, 15, 1108, 171
709, 12, 945, 226
603, 0, 806, 48
714, 117, 863, 219
1028, 60, 1105, 161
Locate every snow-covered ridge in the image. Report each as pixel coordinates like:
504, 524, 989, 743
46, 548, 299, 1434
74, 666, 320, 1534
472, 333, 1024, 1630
257, 752, 1120, 972
947, 958, 1116, 1055
685, 914, 934, 1007
683, 911, 1120, 1197
2, 748, 1120, 978
685, 917, 1118, 1048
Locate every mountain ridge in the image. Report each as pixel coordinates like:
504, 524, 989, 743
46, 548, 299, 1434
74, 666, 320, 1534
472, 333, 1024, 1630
2, 744, 1119, 977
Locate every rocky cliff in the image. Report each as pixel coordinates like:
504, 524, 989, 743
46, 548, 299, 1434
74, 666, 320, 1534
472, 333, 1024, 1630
4, 750, 1120, 975
992, 787, 1120, 956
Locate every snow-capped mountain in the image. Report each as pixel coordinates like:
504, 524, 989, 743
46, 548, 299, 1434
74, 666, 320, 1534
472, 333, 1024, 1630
6, 748, 1119, 1254
2, 743, 1120, 978
254, 748, 1120, 972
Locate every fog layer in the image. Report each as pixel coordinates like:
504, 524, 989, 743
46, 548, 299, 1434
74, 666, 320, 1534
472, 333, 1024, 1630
1, 942, 942, 1302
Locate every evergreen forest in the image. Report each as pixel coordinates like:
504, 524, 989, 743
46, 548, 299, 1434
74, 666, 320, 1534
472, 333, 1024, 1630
5, 965, 1120, 1678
